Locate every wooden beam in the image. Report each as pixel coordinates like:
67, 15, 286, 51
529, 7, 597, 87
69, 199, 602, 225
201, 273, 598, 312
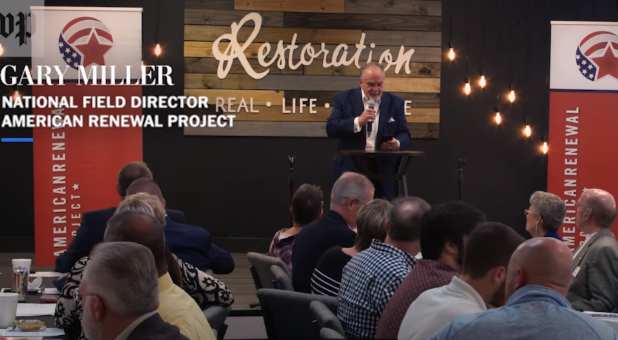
234, 0, 345, 13
344, 0, 441, 16
184, 89, 285, 105
185, 74, 441, 93
184, 41, 441, 63
284, 12, 441, 31
185, 9, 284, 26
184, 122, 439, 138
184, 25, 441, 47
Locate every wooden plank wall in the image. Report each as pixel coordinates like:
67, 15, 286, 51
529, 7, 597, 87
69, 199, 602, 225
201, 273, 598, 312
184, 0, 441, 138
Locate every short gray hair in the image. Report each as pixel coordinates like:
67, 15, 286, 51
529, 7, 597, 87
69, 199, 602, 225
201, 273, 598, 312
331, 172, 374, 207
529, 191, 566, 231
84, 242, 159, 317
581, 188, 617, 228
116, 193, 166, 224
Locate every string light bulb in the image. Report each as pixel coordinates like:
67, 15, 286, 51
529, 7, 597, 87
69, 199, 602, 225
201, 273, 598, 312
493, 111, 503, 125
507, 89, 517, 103
154, 43, 163, 57
462, 79, 472, 96
522, 124, 532, 138
447, 47, 456, 62
0, 43, 4, 56
12, 90, 21, 100
478, 74, 487, 89
539, 141, 549, 154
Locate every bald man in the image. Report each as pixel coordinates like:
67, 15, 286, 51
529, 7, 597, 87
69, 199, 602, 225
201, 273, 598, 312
432, 238, 617, 340
568, 188, 618, 312
326, 63, 411, 199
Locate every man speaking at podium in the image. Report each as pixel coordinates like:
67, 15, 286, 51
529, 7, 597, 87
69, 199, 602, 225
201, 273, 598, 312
326, 63, 411, 199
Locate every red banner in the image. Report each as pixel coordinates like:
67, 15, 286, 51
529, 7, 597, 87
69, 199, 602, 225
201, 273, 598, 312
548, 91, 618, 251
33, 84, 142, 266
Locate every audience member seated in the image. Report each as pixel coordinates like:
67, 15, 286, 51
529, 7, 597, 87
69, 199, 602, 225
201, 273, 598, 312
568, 188, 618, 312
80, 242, 188, 340
55, 161, 185, 273
126, 178, 235, 274
292, 172, 374, 293
398, 222, 524, 340
310, 199, 391, 296
525, 191, 566, 239
337, 197, 430, 339
56, 199, 232, 340
376, 201, 486, 339
267, 184, 324, 272
432, 237, 617, 340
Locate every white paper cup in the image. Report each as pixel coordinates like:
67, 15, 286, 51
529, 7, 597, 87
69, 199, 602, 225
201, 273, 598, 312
11, 259, 31, 273
0, 292, 18, 328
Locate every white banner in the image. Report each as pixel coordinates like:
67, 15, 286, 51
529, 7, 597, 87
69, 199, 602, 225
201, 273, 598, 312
550, 21, 618, 91
0, 0, 44, 57
31, 6, 142, 80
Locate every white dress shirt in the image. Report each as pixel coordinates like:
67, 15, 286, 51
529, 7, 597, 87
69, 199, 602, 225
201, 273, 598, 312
397, 276, 487, 340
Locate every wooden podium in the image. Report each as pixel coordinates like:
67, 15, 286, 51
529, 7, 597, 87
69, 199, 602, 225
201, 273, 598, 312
339, 150, 424, 197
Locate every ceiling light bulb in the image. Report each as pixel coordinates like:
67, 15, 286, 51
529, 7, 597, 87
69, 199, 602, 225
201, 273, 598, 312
154, 43, 162, 57
447, 47, 456, 61
540, 141, 549, 154
507, 89, 516, 103
493, 111, 502, 125
522, 124, 532, 138
463, 80, 472, 96
478, 75, 487, 88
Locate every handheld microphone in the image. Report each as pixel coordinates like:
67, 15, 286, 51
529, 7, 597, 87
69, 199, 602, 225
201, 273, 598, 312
366, 99, 377, 133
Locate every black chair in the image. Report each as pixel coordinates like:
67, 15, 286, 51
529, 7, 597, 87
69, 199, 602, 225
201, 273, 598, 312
271, 264, 294, 290
203, 305, 229, 340
257, 288, 338, 340
247, 252, 289, 289
309, 300, 345, 336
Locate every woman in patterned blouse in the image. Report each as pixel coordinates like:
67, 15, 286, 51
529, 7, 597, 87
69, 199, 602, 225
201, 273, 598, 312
55, 193, 234, 339
267, 184, 324, 272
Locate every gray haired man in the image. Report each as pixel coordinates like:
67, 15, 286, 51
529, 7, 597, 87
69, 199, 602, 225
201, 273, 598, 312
80, 242, 187, 340
525, 191, 566, 239
292, 172, 375, 292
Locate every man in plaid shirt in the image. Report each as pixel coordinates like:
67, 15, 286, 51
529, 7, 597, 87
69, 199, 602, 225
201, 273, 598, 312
337, 197, 431, 338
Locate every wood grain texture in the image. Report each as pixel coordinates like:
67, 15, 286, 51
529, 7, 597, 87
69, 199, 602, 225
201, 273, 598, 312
284, 12, 441, 31
184, 41, 441, 62
184, 24, 440, 47
184, 89, 285, 105
344, 0, 441, 16
185, 74, 440, 93
283, 91, 440, 107
185, 122, 438, 138
185, 9, 284, 26
228, 107, 438, 123
235, 0, 345, 13
186, 0, 234, 10
185, 57, 439, 78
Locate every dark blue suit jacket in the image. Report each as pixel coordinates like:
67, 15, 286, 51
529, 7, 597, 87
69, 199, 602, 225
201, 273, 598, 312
55, 206, 186, 273
165, 218, 235, 274
326, 88, 411, 197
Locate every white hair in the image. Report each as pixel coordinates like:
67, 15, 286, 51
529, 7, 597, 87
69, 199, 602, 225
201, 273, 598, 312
115, 192, 166, 224
84, 242, 159, 317
331, 172, 374, 207
529, 191, 566, 230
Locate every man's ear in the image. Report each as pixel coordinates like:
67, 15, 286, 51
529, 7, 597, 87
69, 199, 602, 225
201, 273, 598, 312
493, 266, 507, 284
91, 295, 106, 321
444, 241, 458, 257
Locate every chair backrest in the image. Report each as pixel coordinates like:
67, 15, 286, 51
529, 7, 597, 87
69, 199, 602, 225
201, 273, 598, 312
203, 305, 230, 340
271, 264, 294, 290
320, 327, 346, 339
309, 300, 345, 335
257, 288, 338, 340
247, 252, 289, 289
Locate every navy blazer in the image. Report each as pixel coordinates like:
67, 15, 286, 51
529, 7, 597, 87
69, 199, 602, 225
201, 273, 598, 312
326, 88, 411, 151
55, 206, 186, 273
291, 210, 356, 293
165, 218, 235, 274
